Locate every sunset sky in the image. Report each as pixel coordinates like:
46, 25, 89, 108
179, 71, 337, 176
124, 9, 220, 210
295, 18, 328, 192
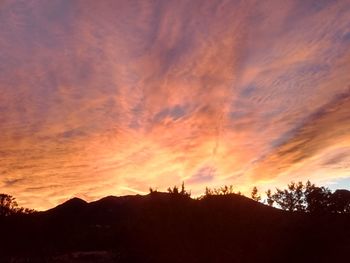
1, 0, 350, 210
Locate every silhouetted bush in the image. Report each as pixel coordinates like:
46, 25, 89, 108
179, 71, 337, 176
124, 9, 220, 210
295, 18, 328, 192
167, 182, 191, 197
149, 187, 158, 194
203, 185, 242, 196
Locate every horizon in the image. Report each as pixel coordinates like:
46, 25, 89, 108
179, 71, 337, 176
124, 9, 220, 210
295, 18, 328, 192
4, 179, 350, 212
1, 0, 350, 210
2, 178, 350, 262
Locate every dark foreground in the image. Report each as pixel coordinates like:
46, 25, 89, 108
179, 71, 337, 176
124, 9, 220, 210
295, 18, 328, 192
1, 193, 350, 263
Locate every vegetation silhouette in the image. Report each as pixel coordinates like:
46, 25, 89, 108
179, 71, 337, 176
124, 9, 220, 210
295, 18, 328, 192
1, 181, 350, 263
0, 194, 35, 216
203, 185, 242, 196
264, 181, 350, 213
251, 186, 261, 202
167, 181, 191, 197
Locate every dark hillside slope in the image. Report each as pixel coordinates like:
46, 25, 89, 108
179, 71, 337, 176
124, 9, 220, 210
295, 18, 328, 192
1, 193, 350, 263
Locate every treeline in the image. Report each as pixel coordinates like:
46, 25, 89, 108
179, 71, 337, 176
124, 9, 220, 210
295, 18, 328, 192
152, 180, 350, 214
263, 181, 350, 214
1, 180, 350, 217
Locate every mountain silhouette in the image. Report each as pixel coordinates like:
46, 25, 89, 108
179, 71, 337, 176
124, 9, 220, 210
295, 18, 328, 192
1, 192, 350, 263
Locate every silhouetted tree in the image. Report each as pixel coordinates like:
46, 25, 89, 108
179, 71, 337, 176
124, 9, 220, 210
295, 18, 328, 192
251, 186, 261, 202
304, 181, 332, 213
265, 180, 350, 213
0, 194, 18, 216
271, 182, 305, 211
180, 182, 191, 197
266, 189, 274, 206
0, 194, 35, 216
329, 189, 350, 213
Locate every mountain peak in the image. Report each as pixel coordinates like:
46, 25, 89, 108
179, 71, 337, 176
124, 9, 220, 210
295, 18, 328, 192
49, 197, 87, 213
